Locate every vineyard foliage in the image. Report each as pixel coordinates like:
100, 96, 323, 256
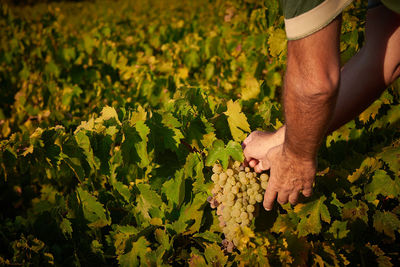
0, 0, 399, 266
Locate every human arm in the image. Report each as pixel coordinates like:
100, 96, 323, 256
243, 6, 400, 210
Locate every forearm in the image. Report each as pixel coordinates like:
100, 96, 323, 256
283, 17, 341, 160
328, 5, 400, 133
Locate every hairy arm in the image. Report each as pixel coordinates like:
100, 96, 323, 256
261, 17, 342, 209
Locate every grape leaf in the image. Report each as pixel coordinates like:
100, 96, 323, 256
366, 243, 393, 267
161, 113, 184, 151
113, 181, 132, 203
204, 243, 228, 266
75, 131, 100, 171
193, 231, 222, 243
268, 28, 287, 58
118, 236, 149, 267
97, 106, 121, 125
223, 100, 251, 142
328, 220, 349, 239
121, 121, 150, 167
358, 100, 382, 123
136, 183, 163, 220
365, 170, 400, 199
373, 211, 400, 240
294, 195, 331, 237
162, 169, 185, 208
77, 187, 110, 228
377, 146, 400, 176
347, 157, 381, 183
342, 200, 369, 224
60, 218, 73, 238
205, 140, 244, 169
241, 73, 260, 100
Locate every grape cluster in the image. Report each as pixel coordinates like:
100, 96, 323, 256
207, 161, 269, 251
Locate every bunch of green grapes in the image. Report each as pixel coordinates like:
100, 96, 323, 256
207, 161, 269, 251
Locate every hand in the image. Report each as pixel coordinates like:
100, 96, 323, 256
263, 144, 316, 210
242, 126, 285, 173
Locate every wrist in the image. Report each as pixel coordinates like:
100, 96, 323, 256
282, 142, 316, 163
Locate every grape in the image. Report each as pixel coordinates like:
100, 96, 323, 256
246, 204, 255, 213
209, 161, 268, 251
255, 194, 263, 203
252, 183, 260, 191
231, 208, 240, 218
231, 186, 239, 194
227, 192, 235, 201
261, 181, 268, 190
219, 172, 228, 181
211, 173, 219, 182
260, 173, 269, 182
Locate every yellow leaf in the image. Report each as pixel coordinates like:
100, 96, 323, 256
130, 105, 147, 125
241, 73, 260, 100
177, 67, 189, 79
99, 106, 120, 123
224, 100, 251, 142
268, 28, 287, 59
358, 100, 382, 123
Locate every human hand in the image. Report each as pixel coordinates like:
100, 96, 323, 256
242, 126, 285, 173
263, 144, 315, 210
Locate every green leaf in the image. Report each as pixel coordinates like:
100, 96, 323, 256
136, 183, 163, 219
118, 236, 149, 267
193, 231, 222, 243
77, 187, 110, 228
60, 218, 73, 238
223, 100, 251, 142
294, 195, 331, 236
377, 146, 400, 176
121, 121, 150, 167
328, 220, 349, 239
347, 157, 380, 183
75, 131, 100, 171
366, 243, 393, 267
205, 62, 214, 80
134, 121, 151, 168
358, 99, 382, 123
204, 243, 228, 266
342, 200, 369, 224
205, 140, 244, 170
373, 211, 400, 240
162, 169, 185, 207
113, 181, 132, 203
365, 170, 400, 199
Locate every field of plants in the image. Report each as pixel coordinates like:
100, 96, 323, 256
0, 0, 399, 266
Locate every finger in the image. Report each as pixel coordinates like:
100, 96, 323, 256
260, 159, 270, 170
289, 191, 300, 205
242, 133, 253, 147
249, 159, 258, 168
302, 187, 313, 197
254, 162, 263, 173
263, 184, 277, 211
277, 192, 289, 205
243, 147, 253, 165
254, 159, 269, 173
